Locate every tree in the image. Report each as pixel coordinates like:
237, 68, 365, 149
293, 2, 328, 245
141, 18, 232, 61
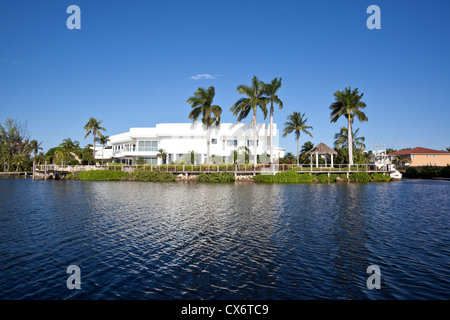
95, 135, 110, 165
300, 141, 314, 163
29, 140, 43, 159
84, 117, 106, 164
230, 76, 268, 166
263, 77, 283, 164
282, 112, 313, 166
333, 127, 366, 151
446, 146, 450, 152
187, 86, 222, 165
156, 148, 168, 165
329, 87, 368, 165
0, 119, 33, 172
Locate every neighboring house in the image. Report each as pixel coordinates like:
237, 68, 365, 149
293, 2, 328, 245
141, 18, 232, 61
97, 123, 284, 165
387, 147, 450, 168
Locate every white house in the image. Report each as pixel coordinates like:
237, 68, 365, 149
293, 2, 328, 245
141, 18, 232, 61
95, 122, 284, 165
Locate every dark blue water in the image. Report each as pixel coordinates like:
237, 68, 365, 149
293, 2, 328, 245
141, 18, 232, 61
0, 177, 449, 300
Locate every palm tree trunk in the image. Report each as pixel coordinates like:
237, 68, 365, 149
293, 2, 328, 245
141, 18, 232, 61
348, 115, 354, 166
206, 125, 211, 165
252, 111, 257, 166
270, 103, 274, 164
93, 132, 96, 165
296, 136, 299, 166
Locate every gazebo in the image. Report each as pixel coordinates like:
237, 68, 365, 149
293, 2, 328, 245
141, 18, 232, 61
306, 142, 337, 168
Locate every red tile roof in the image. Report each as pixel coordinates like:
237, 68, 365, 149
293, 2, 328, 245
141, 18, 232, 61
388, 147, 450, 156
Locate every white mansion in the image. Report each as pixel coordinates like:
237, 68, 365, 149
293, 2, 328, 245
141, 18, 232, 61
95, 123, 285, 165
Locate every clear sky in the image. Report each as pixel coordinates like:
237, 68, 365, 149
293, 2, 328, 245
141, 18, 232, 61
1, 0, 449, 153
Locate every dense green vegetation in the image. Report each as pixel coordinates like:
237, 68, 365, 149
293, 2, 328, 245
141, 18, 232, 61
254, 171, 315, 183
370, 173, 391, 182
403, 166, 450, 179
254, 171, 391, 183
349, 172, 371, 182
78, 170, 130, 181
197, 172, 235, 183
133, 170, 176, 182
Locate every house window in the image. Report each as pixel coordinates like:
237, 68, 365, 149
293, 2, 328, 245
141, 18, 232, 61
434, 155, 436, 157
426, 155, 429, 157
226, 140, 238, 147
411, 155, 414, 159
211, 138, 217, 144
138, 141, 158, 151
142, 157, 157, 165
247, 139, 259, 147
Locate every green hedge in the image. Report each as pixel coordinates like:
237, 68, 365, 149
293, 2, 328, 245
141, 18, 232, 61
254, 171, 315, 183
78, 170, 130, 181
404, 166, 450, 179
370, 173, 391, 182
133, 170, 176, 182
198, 172, 235, 183
349, 172, 371, 182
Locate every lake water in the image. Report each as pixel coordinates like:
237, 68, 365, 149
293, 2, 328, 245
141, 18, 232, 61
0, 177, 449, 300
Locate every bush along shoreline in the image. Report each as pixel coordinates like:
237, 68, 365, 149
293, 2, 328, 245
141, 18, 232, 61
254, 170, 391, 183
64, 169, 392, 183
402, 166, 450, 179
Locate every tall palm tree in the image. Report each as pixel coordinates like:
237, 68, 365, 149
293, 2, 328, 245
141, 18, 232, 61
29, 140, 43, 159
263, 77, 283, 164
187, 86, 222, 165
329, 87, 368, 165
333, 127, 366, 151
230, 76, 268, 166
84, 117, 106, 164
95, 135, 110, 165
283, 112, 313, 166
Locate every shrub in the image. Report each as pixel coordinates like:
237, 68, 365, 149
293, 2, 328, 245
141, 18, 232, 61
133, 170, 176, 182
254, 171, 314, 183
66, 172, 80, 180
371, 173, 391, 182
349, 172, 371, 182
198, 172, 235, 183
329, 174, 339, 182
78, 170, 130, 181
316, 174, 330, 183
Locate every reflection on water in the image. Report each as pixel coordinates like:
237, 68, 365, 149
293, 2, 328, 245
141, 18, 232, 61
0, 177, 449, 299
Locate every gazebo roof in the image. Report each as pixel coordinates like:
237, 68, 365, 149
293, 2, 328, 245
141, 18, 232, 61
306, 142, 337, 155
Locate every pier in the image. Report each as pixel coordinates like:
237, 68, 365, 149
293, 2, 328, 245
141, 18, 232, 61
32, 162, 395, 180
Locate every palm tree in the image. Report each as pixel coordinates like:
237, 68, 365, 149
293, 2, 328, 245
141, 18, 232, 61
230, 76, 268, 166
263, 77, 283, 164
156, 148, 168, 165
283, 112, 313, 166
300, 141, 314, 163
333, 127, 366, 151
95, 135, 110, 165
84, 117, 106, 165
329, 87, 368, 165
187, 86, 222, 165
29, 140, 43, 159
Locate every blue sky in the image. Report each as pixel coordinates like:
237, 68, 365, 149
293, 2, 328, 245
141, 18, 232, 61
1, 0, 449, 153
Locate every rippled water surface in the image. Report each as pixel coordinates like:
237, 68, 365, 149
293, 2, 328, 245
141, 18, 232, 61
0, 177, 449, 299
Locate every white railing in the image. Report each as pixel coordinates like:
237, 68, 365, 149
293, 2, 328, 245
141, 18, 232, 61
35, 163, 391, 173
